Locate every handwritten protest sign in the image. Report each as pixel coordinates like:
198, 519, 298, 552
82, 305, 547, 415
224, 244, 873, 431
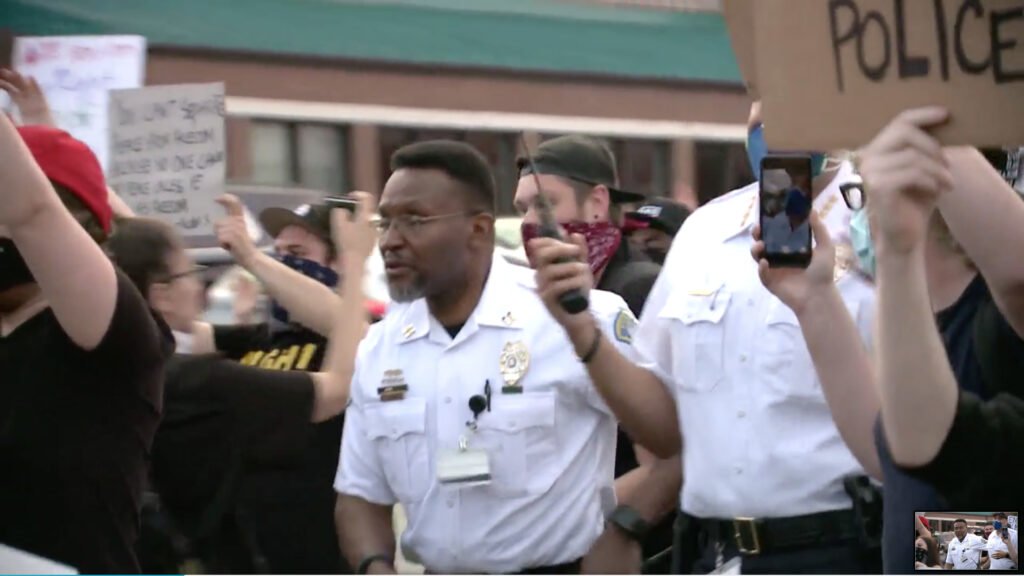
108, 83, 226, 236
12, 35, 146, 170
722, 0, 759, 97
751, 0, 1024, 151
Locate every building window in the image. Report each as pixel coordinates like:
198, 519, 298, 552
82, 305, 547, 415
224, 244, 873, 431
378, 128, 520, 215
694, 140, 753, 205
250, 121, 292, 186
249, 120, 348, 194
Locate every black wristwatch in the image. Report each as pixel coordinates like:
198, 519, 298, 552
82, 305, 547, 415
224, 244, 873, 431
607, 505, 652, 542
356, 553, 393, 574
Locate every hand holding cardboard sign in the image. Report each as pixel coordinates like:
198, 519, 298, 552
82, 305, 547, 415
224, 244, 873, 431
0, 69, 56, 128
858, 107, 955, 256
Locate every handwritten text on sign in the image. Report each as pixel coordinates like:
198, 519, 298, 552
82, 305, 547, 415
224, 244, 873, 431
13, 35, 146, 171
752, 0, 1024, 151
108, 83, 226, 236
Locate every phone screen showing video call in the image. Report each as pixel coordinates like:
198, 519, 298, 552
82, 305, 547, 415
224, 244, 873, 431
759, 155, 813, 268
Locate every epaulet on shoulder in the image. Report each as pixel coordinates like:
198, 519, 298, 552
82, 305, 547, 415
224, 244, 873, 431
361, 317, 387, 347
704, 181, 757, 209
589, 288, 630, 316
510, 262, 537, 289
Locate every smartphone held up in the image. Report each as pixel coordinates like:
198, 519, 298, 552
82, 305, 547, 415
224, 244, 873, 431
324, 196, 359, 214
759, 155, 813, 268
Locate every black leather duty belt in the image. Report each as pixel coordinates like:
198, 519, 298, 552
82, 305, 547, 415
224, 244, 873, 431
695, 509, 859, 556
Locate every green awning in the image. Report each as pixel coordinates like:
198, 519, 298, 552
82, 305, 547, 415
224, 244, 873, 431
7, 0, 743, 83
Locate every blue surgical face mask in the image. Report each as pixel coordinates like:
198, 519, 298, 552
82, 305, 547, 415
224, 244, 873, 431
850, 208, 875, 278
747, 123, 828, 180
271, 254, 339, 325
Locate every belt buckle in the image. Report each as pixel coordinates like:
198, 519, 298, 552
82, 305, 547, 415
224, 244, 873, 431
733, 517, 762, 555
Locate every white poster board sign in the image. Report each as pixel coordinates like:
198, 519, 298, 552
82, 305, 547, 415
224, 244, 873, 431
1010, 515, 1018, 531
0, 543, 77, 574
108, 82, 226, 236
11, 35, 146, 171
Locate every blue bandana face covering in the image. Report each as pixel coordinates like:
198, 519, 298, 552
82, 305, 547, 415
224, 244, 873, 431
270, 254, 339, 325
747, 124, 827, 180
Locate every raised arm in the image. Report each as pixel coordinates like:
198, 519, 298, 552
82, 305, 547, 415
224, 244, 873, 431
308, 192, 376, 422
751, 212, 882, 480
214, 194, 341, 336
531, 234, 680, 458
937, 147, 1024, 336
0, 114, 116, 349
1, 69, 57, 127
107, 186, 136, 219
863, 107, 960, 466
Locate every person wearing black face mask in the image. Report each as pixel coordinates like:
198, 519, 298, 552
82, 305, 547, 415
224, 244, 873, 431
625, 198, 691, 265
0, 117, 172, 573
176, 195, 376, 574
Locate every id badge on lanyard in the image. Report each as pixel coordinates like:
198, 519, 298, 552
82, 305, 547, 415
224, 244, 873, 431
437, 384, 493, 487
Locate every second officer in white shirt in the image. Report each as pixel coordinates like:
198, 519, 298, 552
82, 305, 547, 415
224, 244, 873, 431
334, 140, 636, 574
531, 101, 879, 574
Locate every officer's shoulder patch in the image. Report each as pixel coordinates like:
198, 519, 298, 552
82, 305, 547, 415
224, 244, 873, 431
612, 309, 637, 344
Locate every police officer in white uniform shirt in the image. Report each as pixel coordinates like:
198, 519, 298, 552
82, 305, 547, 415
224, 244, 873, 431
530, 101, 878, 574
986, 513, 1019, 570
334, 141, 635, 574
946, 519, 987, 570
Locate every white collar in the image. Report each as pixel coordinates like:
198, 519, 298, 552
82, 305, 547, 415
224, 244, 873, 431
394, 255, 526, 347
172, 329, 194, 354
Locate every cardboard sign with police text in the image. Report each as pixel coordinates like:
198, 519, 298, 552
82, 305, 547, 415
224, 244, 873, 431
723, 0, 759, 98
753, 0, 1024, 151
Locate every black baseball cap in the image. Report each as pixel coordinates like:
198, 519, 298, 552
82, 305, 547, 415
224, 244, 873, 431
258, 203, 332, 243
516, 134, 646, 204
626, 198, 691, 237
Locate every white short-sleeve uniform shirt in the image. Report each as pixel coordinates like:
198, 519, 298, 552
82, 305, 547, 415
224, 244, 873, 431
335, 255, 636, 573
630, 162, 875, 519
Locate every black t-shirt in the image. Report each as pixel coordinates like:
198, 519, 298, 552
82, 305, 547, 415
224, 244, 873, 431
935, 274, 995, 399
899, 275, 1024, 509
213, 322, 346, 573
877, 274, 1024, 573
0, 271, 171, 573
152, 353, 315, 533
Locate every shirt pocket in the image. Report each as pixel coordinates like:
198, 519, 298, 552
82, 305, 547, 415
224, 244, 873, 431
364, 398, 430, 503
475, 391, 557, 498
758, 300, 820, 399
659, 288, 730, 393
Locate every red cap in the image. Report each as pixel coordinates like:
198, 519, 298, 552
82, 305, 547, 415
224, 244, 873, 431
366, 300, 387, 319
17, 125, 112, 234
919, 516, 930, 530
622, 215, 650, 235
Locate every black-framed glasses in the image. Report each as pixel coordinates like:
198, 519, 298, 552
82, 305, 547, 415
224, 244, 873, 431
373, 211, 479, 236
840, 182, 866, 211
981, 147, 1023, 187
158, 264, 207, 283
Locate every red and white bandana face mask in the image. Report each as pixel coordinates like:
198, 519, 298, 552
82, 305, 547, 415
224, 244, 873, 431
521, 220, 622, 278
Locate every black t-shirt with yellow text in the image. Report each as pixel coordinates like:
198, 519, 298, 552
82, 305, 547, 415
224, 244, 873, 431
214, 323, 347, 574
